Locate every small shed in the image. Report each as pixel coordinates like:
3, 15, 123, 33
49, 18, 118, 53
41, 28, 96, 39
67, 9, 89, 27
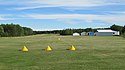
87, 32, 94, 36
73, 33, 80, 36
81, 32, 86, 36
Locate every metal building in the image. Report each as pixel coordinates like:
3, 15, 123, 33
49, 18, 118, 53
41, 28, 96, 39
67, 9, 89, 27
94, 30, 120, 36
87, 32, 94, 36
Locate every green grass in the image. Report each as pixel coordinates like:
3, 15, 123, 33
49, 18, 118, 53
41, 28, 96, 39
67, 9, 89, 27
0, 34, 125, 70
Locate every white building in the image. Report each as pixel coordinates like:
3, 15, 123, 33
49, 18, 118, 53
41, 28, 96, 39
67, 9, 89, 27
95, 30, 120, 36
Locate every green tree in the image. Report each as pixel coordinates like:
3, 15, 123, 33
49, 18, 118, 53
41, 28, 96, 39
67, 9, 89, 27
15, 24, 24, 36
0, 25, 4, 36
0, 23, 33, 37
84, 28, 92, 32
110, 24, 123, 31
121, 25, 125, 34
23, 27, 33, 36
60, 29, 73, 35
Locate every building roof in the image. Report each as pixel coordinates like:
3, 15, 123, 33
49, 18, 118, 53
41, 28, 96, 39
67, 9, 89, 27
97, 30, 116, 32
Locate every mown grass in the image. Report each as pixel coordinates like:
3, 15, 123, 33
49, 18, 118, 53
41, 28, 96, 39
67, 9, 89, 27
0, 34, 125, 70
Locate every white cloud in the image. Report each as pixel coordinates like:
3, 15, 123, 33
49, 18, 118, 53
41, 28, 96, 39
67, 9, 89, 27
0, 17, 15, 20
25, 13, 125, 24
0, 17, 5, 20
27, 0, 125, 7
13, 6, 55, 10
26, 14, 89, 19
0, 0, 125, 25
0, 14, 15, 20
0, 15, 9, 20
109, 11, 125, 14
3, 0, 125, 10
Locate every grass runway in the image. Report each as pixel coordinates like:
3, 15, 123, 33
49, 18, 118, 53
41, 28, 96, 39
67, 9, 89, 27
0, 34, 125, 70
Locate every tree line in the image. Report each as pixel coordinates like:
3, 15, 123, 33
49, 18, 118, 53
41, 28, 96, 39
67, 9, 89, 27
34, 28, 108, 35
34, 24, 125, 37
0, 23, 33, 37
0, 23, 125, 37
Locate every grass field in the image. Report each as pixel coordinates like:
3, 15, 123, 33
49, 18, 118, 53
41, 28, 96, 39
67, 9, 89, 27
0, 34, 125, 70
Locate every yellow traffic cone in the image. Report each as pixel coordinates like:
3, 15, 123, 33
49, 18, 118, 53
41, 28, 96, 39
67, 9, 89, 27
46, 46, 52, 51
69, 45, 76, 51
22, 46, 28, 52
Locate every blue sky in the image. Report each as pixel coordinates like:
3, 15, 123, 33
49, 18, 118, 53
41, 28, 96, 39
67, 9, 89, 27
0, 0, 125, 31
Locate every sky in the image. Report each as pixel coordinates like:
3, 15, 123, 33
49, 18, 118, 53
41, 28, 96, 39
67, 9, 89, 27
0, 0, 125, 31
